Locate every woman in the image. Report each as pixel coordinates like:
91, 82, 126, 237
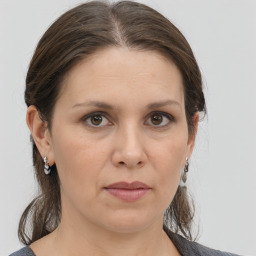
10, 1, 240, 255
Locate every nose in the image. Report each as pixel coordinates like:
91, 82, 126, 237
111, 125, 147, 169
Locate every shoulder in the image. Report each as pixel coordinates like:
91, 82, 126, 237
182, 238, 241, 256
9, 247, 35, 256
166, 230, 241, 256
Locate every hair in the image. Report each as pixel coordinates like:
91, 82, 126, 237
19, 0, 206, 245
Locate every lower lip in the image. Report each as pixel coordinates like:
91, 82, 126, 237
104, 188, 151, 202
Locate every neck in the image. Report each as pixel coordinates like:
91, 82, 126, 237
42, 211, 179, 256
30, 203, 180, 256
53, 219, 169, 256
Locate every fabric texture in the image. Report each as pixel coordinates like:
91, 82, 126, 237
9, 247, 35, 256
165, 230, 241, 256
9, 231, 241, 256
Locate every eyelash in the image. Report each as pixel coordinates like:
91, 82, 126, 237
82, 111, 175, 129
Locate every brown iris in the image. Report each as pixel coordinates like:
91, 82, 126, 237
151, 114, 163, 125
91, 115, 103, 125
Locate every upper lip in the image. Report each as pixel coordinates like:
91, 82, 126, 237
105, 181, 151, 189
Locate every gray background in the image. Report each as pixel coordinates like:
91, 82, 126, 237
0, 0, 255, 255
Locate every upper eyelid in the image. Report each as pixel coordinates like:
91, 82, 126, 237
82, 111, 173, 120
82, 111, 109, 120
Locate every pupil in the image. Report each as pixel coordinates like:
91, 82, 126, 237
91, 115, 102, 125
152, 114, 162, 125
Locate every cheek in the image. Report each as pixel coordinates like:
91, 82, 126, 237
51, 128, 108, 198
52, 123, 106, 166
150, 133, 188, 195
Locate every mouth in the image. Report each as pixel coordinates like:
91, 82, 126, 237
104, 181, 152, 202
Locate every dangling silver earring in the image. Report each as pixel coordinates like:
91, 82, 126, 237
182, 157, 189, 183
43, 156, 51, 175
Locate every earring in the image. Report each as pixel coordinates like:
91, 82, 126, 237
182, 157, 189, 183
43, 156, 51, 175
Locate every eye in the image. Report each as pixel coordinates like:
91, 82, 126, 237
145, 112, 174, 127
82, 111, 174, 128
83, 112, 111, 127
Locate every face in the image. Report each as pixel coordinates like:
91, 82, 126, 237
45, 47, 196, 233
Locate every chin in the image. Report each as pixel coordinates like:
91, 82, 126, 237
99, 210, 159, 234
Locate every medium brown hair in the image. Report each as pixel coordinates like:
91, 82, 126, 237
19, 0, 206, 244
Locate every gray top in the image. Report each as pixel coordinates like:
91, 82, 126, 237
9, 247, 34, 256
9, 231, 241, 256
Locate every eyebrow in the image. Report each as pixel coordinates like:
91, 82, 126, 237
72, 101, 116, 110
72, 99, 181, 110
146, 99, 181, 109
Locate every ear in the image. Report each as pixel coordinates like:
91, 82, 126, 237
186, 112, 199, 159
26, 105, 55, 166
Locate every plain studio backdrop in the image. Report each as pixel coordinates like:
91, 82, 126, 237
0, 0, 255, 255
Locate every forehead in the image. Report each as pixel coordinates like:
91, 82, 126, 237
59, 47, 184, 109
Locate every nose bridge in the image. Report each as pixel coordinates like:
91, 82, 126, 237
112, 121, 147, 168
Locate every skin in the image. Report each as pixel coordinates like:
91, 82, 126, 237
27, 47, 199, 256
